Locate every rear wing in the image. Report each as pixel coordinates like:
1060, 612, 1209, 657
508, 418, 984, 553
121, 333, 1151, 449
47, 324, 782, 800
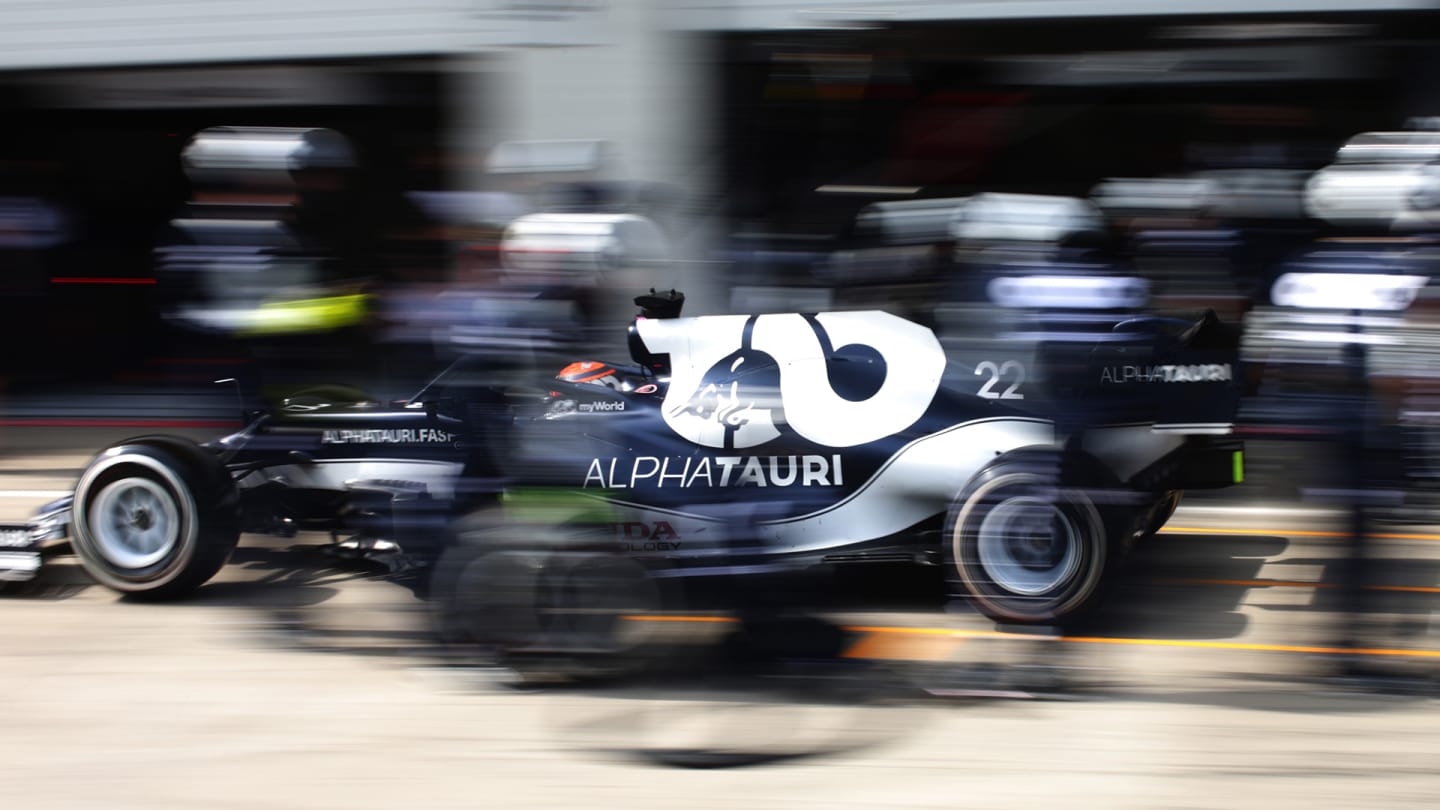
948, 272, 1244, 434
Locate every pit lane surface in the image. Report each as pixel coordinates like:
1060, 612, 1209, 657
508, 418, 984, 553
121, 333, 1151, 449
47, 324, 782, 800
1, 437, 1438, 809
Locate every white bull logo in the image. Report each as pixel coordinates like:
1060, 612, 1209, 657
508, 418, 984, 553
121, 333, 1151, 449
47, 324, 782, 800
636, 311, 947, 450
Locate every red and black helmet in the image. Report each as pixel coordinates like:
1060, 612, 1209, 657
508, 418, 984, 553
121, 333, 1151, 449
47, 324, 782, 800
556, 361, 625, 390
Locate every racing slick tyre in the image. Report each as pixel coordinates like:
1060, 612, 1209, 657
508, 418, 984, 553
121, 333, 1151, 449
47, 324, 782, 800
70, 437, 240, 600
944, 451, 1122, 626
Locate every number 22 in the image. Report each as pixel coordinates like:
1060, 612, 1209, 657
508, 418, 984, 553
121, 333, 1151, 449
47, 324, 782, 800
976, 360, 1025, 400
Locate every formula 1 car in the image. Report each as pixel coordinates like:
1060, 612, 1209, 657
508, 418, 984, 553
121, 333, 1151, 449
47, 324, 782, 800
0, 285, 1244, 626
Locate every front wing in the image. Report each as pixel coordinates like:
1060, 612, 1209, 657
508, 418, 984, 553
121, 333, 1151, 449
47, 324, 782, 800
0, 498, 72, 583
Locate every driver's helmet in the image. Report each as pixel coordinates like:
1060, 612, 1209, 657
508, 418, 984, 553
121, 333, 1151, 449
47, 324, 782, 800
556, 360, 631, 391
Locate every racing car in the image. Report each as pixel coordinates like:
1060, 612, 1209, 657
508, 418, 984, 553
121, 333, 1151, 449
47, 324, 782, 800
0, 279, 1245, 627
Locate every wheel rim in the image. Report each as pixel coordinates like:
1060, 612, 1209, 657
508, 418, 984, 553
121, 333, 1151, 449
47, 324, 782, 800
88, 478, 181, 570
975, 495, 1082, 596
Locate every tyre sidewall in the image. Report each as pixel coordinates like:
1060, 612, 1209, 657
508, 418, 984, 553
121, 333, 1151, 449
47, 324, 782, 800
71, 441, 237, 596
947, 456, 1111, 624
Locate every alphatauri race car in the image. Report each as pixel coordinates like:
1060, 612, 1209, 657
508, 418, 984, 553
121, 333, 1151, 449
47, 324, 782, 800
0, 284, 1244, 626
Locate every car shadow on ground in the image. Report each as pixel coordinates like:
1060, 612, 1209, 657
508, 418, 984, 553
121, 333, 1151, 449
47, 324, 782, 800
1133, 681, 1436, 712
0, 562, 94, 601
1079, 532, 1291, 640
191, 541, 443, 657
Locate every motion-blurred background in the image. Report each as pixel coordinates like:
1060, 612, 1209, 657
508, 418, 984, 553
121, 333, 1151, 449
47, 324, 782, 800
5, 2, 1440, 505
2, 3, 1438, 386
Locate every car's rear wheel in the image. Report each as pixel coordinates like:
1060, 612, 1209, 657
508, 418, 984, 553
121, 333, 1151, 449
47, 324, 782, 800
71, 438, 239, 600
945, 451, 1119, 626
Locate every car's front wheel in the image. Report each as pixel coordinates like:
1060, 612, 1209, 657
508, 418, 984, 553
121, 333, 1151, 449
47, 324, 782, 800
945, 452, 1118, 626
70, 438, 239, 599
